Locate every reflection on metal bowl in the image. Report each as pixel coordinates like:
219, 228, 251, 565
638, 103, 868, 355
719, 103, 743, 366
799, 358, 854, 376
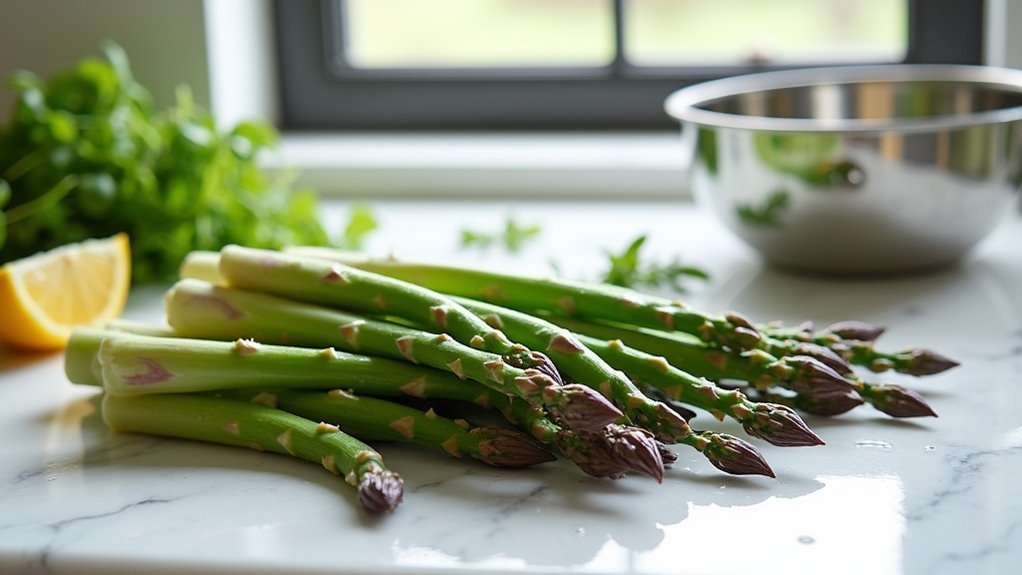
665, 65, 1022, 274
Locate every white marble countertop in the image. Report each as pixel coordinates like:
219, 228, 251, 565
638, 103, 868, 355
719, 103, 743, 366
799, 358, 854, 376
2, 201, 1020, 575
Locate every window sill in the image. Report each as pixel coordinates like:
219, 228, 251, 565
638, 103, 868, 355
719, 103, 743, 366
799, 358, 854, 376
265, 132, 690, 199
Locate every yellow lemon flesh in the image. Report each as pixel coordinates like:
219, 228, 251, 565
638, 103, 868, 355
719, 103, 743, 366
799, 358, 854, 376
0, 234, 131, 351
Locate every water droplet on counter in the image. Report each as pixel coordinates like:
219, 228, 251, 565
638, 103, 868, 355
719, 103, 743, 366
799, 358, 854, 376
924, 445, 936, 451
798, 536, 815, 544
576, 527, 585, 537
855, 440, 892, 450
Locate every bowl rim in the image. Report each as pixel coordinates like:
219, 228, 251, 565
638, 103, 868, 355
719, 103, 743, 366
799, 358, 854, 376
664, 64, 1022, 133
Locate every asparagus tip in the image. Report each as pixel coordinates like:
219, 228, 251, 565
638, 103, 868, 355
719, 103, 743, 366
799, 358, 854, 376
823, 320, 887, 342
868, 384, 938, 418
785, 356, 856, 395
904, 348, 959, 376
702, 433, 775, 478
657, 441, 678, 468
473, 427, 557, 467
556, 430, 630, 480
357, 469, 404, 513
744, 404, 826, 447
546, 383, 623, 432
794, 390, 866, 416
789, 342, 854, 375
603, 424, 665, 483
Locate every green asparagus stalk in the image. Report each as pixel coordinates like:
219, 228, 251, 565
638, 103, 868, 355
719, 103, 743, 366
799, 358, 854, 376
547, 316, 854, 401
762, 319, 958, 376
217, 246, 563, 377
565, 333, 824, 447
552, 317, 936, 418
231, 388, 555, 468
164, 279, 623, 432
451, 298, 775, 477
68, 328, 662, 480
284, 248, 762, 351
101, 393, 403, 513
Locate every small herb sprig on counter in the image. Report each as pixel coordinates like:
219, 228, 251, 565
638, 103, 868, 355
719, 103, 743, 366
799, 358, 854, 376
0, 42, 329, 282
460, 216, 542, 253
600, 235, 709, 292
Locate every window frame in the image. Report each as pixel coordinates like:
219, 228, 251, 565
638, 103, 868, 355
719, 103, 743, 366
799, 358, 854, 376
274, 0, 984, 131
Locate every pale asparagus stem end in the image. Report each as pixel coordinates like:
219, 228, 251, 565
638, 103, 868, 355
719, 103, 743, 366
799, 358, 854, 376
357, 469, 404, 513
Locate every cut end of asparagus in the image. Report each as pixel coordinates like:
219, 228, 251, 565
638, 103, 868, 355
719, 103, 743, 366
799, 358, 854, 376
823, 320, 886, 342
744, 404, 825, 447
902, 348, 959, 376
701, 433, 775, 478
864, 384, 938, 418
602, 424, 665, 483
545, 383, 624, 432
471, 427, 557, 467
785, 356, 856, 396
357, 469, 405, 514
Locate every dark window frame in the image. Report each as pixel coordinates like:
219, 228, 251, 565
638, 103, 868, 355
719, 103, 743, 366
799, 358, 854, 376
275, 0, 984, 131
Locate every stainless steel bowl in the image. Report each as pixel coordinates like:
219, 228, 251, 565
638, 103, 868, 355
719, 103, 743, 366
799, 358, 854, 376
665, 65, 1022, 274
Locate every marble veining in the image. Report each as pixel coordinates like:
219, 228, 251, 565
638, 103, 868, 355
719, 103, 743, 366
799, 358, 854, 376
1, 202, 1021, 575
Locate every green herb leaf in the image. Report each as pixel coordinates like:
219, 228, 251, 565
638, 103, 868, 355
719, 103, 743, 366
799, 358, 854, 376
338, 204, 379, 250
0, 42, 330, 282
460, 216, 541, 253
600, 234, 709, 292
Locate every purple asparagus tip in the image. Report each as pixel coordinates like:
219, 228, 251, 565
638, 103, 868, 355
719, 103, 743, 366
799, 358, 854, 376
866, 384, 938, 418
545, 383, 623, 432
824, 320, 887, 342
903, 348, 960, 376
472, 427, 557, 467
794, 390, 865, 416
789, 342, 854, 375
357, 469, 404, 513
657, 441, 678, 468
556, 431, 630, 480
701, 432, 775, 478
602, 424, 665, 482
743, 404, 825, 447
784, 356, 856, 396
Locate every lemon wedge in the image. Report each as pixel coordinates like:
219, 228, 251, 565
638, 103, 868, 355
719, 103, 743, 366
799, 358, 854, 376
0, 234, 131, 350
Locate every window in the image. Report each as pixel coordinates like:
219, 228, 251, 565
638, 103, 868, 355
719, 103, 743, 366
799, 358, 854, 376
275, 0, 983, 131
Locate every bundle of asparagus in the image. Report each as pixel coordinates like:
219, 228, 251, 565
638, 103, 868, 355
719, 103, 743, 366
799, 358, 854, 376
67, 245, 956, 516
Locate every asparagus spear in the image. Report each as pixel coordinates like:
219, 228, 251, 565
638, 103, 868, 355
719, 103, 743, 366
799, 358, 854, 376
102, 393, 403, 513
451, 298, 776, 477
283, 248, 763, 351
232, 388, 555, 468
164, 279, 622, 433
762, 320, 958, 376
217, 245, 562, 377
549, 317, 936, 418
68, 328, 661, 480
566, 333, 823, 447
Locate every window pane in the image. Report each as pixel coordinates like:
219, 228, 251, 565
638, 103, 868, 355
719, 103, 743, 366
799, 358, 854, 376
624, 0, 907, 66
342, 0, 614, 69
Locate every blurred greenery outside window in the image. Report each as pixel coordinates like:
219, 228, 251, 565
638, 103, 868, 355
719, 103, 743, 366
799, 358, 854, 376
275, 0, 983, 130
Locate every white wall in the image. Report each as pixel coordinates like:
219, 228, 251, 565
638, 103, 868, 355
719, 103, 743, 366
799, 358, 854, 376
0, 0, 210, 116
